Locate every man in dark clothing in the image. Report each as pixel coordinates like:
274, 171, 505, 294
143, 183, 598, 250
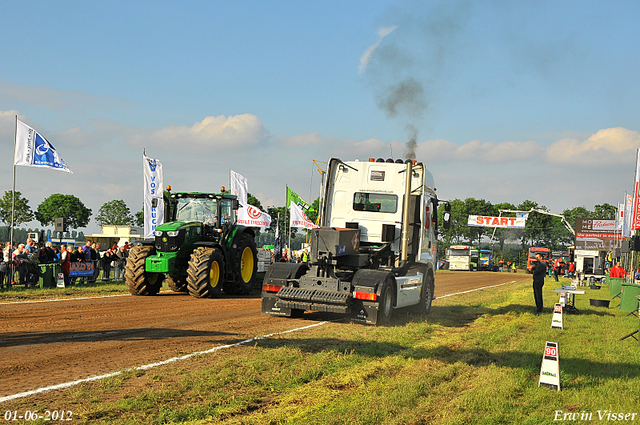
532, 253, 547, 313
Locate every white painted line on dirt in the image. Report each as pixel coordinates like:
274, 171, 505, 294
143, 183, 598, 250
0, 321, 328, 403
0, 293, 131, 306
435, 280, 516, 300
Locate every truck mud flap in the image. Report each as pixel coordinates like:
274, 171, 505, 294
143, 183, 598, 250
262, 294, 294, 317
276, 286, 351, 314
350, 299, 380, 325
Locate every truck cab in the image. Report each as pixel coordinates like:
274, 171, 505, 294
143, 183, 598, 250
262, 157, 447, 325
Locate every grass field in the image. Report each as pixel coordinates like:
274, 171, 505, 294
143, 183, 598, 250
0, 280, 130, 302
3, 276, 640, 424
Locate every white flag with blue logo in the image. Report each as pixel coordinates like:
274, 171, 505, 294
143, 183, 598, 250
143, 153, 164, 239
14, 119, 72, 173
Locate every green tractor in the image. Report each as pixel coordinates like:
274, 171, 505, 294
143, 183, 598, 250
125, 190, 258, 298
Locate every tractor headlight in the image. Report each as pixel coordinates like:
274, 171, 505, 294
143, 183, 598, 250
167, 230, 180, 237
155, 230, 163, 237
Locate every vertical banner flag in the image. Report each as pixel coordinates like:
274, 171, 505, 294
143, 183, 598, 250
143, 153, 164, 239
617, 202, 624, 231
290, 202, 319, 229
274, 215, 282, 261
14, 119, 72, 173
230, 169, 248, 206
632, 149, 640, 231
624, 194, 633, 237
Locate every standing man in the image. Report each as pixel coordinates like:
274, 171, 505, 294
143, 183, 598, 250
532, 253, 547, 314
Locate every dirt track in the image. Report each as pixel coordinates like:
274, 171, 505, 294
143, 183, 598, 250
0, 271, 525, 399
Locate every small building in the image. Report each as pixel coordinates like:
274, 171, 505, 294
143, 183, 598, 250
89, 225, 142, 250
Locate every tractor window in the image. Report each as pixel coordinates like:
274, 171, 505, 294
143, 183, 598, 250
352, 192, 397, 213
220, 199, 235, 224
176, 198, 218, 225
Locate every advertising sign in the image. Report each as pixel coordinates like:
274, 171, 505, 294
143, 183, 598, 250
574, 218, 621, 250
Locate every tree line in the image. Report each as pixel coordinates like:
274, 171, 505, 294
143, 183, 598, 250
0, 190, 618, 259
436, 197, 617, 260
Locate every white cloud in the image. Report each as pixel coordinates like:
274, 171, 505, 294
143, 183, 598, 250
546, 127, 640, 164
359, 26, 398, 74
130, 114, 268, 150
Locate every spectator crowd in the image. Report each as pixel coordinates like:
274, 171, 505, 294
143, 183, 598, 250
0, 237, 132, 289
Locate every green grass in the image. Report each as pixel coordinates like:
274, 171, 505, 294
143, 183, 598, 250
4, 277, 640, 424
0, 279, 131, 301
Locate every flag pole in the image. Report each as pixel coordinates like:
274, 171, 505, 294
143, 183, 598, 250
286, 185, 291, 260
10, 115, 18, 251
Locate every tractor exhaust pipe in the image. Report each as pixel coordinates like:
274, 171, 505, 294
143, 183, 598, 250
400, 160, 413, 264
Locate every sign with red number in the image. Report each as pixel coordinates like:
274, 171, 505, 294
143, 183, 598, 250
545, 346, 557, 357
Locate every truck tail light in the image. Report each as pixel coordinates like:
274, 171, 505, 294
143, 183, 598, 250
354, 291, 377, 301
262, 284, 282, 293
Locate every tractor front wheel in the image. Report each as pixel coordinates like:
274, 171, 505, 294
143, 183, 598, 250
125, 245, 163, 295
187, 247, 224, 298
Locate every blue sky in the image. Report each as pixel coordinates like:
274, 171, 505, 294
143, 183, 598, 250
1, 0, 639, 234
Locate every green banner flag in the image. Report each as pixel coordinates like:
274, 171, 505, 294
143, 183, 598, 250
286, 187, 311, 210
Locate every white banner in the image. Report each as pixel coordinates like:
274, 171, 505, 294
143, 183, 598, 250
230, 169, 248, 206
624, 194, 633, 237
237, 204, 271, 228
468, 215, 526, 229
290, 202, 319, 229
14, 119, 72, 173
143, 153, 164, 239
617, 202, 624, 230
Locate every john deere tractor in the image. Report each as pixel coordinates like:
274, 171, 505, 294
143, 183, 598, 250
125, 190, 257, 298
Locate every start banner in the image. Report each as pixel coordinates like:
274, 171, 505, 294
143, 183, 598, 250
468, 215, 526, 229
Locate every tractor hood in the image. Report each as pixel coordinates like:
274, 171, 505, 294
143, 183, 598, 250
155, 221, 201, 232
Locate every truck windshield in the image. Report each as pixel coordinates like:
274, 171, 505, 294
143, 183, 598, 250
176, 198, 217, 225
353, 192, 397, 213
450, 249, 469, 256
529, 251, 549, 260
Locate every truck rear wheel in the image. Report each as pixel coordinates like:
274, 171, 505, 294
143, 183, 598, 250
187, 247, 224, 298
376, 276, 395, 325
224, 234, 257, 295
125, 245, 163, 295
166, 275, 188, 293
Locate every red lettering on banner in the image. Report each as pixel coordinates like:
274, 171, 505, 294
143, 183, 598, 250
492, 217, 499, 226
500, 217, 508, 226
476, 216, 483, 225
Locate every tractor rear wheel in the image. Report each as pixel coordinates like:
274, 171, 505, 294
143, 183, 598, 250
125, 245, 163, 295
187, 247, 224, 298
166, 275, 188, 293
224, 234, 257, 295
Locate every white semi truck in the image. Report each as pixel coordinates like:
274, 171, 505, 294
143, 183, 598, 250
261, 157, 450, 325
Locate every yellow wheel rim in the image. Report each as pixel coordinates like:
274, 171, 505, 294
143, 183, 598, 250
240, 247, 254, 283
209, 261, 220, 288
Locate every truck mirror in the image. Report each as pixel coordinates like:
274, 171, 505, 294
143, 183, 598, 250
232, 199, 240, 210
443, 212, 451, 230
444, 202, 451, 212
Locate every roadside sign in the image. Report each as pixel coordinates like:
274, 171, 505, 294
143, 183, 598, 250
56, 273, 65, 288
551, 303, 563, 329
539, 341, 561, 390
